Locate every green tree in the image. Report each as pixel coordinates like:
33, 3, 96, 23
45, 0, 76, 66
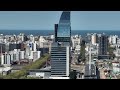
108, 44, 115, 59
3, 54, 50, 79
70, 70, 77, 79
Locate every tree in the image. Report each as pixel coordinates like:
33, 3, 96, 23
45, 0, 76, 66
108, 44, 115, 59
2, 54, 50, 79
70, 70, 77, 79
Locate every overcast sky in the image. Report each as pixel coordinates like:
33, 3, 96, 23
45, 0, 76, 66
0, 11, 120, 30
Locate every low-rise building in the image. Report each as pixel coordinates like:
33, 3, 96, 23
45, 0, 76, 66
0, 66, 12, 75
112, 62, 120, 74
27, 66, 51, 79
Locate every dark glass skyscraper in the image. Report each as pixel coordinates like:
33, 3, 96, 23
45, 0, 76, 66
98, 34, 109, 59
57, 11, 71, 42
50, 11, 71, 78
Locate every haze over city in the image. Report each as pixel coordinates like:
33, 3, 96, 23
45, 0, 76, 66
0, 11, 120, 30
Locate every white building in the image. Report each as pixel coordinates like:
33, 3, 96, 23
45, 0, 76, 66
29, 51, 41, 61
113, 35, 118, 44
91, 33, 98, 45
109, 35, 118, 44
33, 43, 37, 51
50, 35, 54, 39
37, 51, 41, 60
112, 62, 120, 74
33, 51, 41, 61
49, 77, 69, 79
1, 52, 11, 66
20, 33, 25, 42
13, 49, 20, 61
19, 51, 25, 60
30, 34, 35, 43
39, 36, 46, 48
117, 38, 120, 45
25, 44, 31, 59
74, 45, 80, 54
0, 67, 12, 75
85, 44, 98, 55
1, 48, 26, 66
71, 35, 81, 49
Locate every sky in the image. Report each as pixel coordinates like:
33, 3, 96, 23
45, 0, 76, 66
0, 11, 120, 30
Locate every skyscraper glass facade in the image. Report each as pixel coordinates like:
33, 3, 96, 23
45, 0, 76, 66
57, 11, 71, 42
98, 34, 108, 55
51, 42, 70, 76
51, 11, 71, 78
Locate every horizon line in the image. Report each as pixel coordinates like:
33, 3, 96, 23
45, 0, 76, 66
0, 29, 120, 31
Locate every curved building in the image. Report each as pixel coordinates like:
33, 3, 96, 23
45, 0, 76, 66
57, 11, 71, 42
51, 11, 71, 78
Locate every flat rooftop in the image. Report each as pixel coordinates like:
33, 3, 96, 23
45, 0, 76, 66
52, 42, 70, 47
84, 64, 96, 76
28, 66, 51, 72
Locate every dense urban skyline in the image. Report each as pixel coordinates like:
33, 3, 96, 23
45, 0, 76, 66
0, 11, 120, 79
0, 11, 120, 30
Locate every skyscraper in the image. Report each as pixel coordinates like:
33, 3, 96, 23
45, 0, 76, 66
51, 42, 70, 77
98, 34, 109, 59
57, 11, 71, 42
50, 11, 71, 79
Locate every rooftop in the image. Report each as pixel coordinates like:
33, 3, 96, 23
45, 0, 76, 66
84, 64, 96, 76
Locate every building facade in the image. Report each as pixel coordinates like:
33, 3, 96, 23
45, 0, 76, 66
57, 11, 71, 42
51, 42, 70, 77
98, 34, 109, 59
51, 11, 71, 78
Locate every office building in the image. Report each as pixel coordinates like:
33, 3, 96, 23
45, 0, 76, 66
98, 34, 109, 59
71, 35, 81, 50
50, 11, 71, 78
51, 42, 70, 77
57, 11, 71, 42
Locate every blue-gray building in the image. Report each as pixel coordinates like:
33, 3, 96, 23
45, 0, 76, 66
51, 11, 71, 78
51, 42, 70, 77
98, 34, 109, 59
84, 64, 100, 79
57, 11, 71, 42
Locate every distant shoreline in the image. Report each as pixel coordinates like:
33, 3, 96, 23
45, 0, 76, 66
0, 30, 120, 37
0, 30, 119, 31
